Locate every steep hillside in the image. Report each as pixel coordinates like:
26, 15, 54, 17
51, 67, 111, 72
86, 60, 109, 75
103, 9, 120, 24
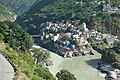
0, 0, 37, 15
0, 4, 16, 22
16, 0, 120, 35
0, 21, 55, 80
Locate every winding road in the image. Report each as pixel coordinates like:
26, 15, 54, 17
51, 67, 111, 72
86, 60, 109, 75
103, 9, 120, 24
0, 54, 15, 80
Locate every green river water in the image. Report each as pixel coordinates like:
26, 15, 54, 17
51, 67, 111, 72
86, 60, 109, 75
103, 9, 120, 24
48, 52, 105, 80
33, 45, 105, 80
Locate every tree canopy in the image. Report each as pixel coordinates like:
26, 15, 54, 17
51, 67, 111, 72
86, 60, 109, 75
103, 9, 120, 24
0, 21, 33, 51
31, 48, 50, 64
56, 69, 77, 80
101, 41, 120, 69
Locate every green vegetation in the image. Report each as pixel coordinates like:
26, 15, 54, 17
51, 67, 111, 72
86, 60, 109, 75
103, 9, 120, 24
0, 33, 4, 43
0, 0, 37, 15
113, 41, 120, 54
16, 0, 120, 35
0, 42, 55, 80
38, 38, 56, 51
90, 37, 120, 69
110, 0, 120, 7
56, 69, 77, 80
2, 0, 120, 79
92, 12, 120, 35
0, 21, 55, 80
31, 48, 50, 64
0, 4, 15, 21
91, 40, 108, 52
15, 0, 120, 70
0, 21, 33, 51
101, 41, 120, 69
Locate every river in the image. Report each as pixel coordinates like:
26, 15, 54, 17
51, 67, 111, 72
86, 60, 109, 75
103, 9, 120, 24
48, 52, 105, 80
33, 45, 105, 80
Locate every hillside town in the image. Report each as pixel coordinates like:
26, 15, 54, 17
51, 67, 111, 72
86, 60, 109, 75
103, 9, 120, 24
0, 0, 120, 80
37, 20, 118, 58
34, 20, 120, 80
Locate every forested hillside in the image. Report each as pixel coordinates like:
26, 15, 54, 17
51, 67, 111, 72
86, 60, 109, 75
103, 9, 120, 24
16, 0, 120, 35
0, 3, 16, 22
0, 21, 33, 51
0, 21, 55, 80
0, 0, 37, 15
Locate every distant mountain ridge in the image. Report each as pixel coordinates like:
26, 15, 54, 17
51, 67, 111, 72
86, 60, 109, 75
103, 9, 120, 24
0, 0, 37, 15
0, 3, 16, 22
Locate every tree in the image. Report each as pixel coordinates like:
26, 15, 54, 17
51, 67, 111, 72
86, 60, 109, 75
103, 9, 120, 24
0, 33, 4, 41
0, 21, 33, 51
113, 41, 120, 54
34, 65, 55, 80
56, 69, 77, 80
101, 41, 120, 69
31, 48, 50, 63
102, 48, 117, 64
60, 34, 70, 42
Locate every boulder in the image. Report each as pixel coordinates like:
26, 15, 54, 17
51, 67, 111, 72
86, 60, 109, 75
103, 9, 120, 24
108, 71, 117, 79
44, 59, 53, 66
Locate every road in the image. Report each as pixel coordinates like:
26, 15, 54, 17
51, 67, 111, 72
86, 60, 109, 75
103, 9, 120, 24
0, 54, 15, 80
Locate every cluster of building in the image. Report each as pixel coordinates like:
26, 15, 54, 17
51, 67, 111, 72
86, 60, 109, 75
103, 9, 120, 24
102, 0, 119, 12
75, 0, 119, 12
39, 20, 117, 58
103, 4, 119, 12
